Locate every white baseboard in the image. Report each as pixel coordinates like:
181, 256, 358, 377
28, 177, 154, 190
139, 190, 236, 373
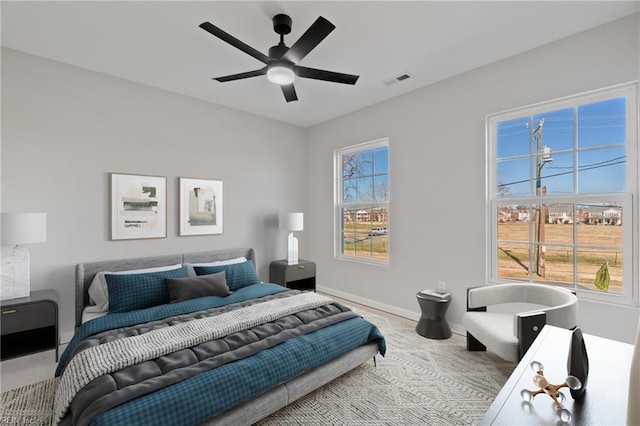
317, 285, 421, 321
450, 323, 465, 336
317, 285, 466, 337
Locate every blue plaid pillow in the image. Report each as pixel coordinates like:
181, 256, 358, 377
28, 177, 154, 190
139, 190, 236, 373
193, 261, 260, 291
106, 266, 189, 313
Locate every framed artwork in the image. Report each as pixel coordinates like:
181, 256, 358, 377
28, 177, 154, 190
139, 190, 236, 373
179, 177, 223, 236
110, 173, 167, 240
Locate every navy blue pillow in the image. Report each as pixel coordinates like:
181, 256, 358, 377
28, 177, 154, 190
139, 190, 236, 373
193, 261, 260, 291
106, 266, 189, 313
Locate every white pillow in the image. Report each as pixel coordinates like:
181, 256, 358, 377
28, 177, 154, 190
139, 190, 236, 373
184, 256, 247, 277
86, 264, 183, 313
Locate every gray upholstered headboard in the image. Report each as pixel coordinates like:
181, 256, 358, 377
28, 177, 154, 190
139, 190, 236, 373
74, 248, 256, 328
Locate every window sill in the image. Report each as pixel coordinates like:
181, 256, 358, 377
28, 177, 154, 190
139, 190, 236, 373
335, 255, 389, 267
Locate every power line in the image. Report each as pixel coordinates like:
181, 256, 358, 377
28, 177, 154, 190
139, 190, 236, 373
497, 113, 624, 130
497, 159, 626, 188
497, 114, 625, 137
546, 156, 625, 170
498, 122, 625, 138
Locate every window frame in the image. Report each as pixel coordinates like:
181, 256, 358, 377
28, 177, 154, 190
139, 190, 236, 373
334, 138, 390, 265
486, 82, 638, 306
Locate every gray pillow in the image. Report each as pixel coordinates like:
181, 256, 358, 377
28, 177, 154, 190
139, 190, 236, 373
165, 271, 229, 303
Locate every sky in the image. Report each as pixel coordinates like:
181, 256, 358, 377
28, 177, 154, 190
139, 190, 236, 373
496, 96, 627, 197
342, 146, 389, 204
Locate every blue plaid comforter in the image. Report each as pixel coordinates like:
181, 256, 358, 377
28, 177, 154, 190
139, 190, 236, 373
56, 283, 386, 425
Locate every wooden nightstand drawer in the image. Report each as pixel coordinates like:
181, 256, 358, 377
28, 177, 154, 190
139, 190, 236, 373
287, 262, 315, 281
2, 301, 56, 334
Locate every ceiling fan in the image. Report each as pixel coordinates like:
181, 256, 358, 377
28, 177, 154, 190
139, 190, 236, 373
199, 14, 359, 102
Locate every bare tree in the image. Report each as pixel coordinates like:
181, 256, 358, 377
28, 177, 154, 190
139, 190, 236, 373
342, 152, 373, 202
497, 181, 512, 197
375, 181, 389, 202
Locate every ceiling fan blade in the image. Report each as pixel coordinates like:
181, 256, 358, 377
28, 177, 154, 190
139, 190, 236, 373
200, 22, 270, 64
295, 66, 359, 85
281, 16, 335, 63
281, 84, 298, 102
214, 67, 267, 83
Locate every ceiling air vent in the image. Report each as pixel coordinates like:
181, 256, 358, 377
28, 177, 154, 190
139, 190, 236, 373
383, 72, 412, 87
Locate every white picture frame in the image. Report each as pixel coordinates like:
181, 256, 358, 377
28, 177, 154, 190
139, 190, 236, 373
110, 173, 167, 240
179, 177, 223, 236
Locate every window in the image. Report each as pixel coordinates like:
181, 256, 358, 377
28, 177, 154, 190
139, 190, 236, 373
335, 138, 389, 263
487, 83, 637, 305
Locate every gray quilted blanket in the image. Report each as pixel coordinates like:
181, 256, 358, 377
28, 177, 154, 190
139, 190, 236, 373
56, 291, 359, 426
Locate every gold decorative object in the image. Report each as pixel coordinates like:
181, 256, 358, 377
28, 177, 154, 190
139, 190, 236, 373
520, 361, 582, 422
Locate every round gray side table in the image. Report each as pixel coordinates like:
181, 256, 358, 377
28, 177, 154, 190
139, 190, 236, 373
415, 289, 452, 339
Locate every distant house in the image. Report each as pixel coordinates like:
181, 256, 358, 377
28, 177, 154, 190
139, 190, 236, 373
498, 206, 513, 222
577, 209, 590, 223
371, 207, 388, 222
517, 210, 529, 222
343, 208, 387, 223
579, 206, 623, 225
356, 209, 370, 221
548, 204, 574, 224
497, 206, 530, 222
496, 204, 623, 225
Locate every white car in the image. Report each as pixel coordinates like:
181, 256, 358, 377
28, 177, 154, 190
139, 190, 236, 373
368, 227, 388, 236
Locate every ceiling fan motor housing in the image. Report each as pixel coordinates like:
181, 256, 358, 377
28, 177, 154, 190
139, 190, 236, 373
269, 44, 289, 59
273, 14, 292, 35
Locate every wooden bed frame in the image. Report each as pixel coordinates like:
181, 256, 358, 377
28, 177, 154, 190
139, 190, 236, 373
73, 247, 379, 425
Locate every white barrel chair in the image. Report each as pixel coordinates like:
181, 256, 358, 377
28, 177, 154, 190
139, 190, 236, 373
463, 283, 578, 362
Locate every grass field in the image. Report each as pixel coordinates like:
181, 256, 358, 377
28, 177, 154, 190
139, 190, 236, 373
341, 219, 624, 293
498, 222, 623, 293
343, 220, 389, 260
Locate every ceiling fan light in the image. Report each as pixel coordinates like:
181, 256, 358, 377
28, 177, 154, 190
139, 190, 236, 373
267, 64, 295, 85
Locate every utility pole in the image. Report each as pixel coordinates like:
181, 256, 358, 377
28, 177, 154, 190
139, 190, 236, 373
533, 119, 551, 277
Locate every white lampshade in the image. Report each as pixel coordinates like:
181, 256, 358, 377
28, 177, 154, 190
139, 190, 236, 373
280, 212, 304, 232
2, 213, 47, 245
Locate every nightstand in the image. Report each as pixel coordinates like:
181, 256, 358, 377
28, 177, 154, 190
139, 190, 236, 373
269, 260, 316, 291
1, 289, 59, 361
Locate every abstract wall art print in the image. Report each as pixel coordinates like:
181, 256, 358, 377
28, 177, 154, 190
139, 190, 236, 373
179, 177, 223, 236
110, 173, 167, 240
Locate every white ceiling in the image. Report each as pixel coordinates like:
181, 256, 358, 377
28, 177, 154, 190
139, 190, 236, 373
2, 1, 639, 128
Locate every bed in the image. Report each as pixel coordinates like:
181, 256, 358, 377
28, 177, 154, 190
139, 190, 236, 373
55, 248, 385, 425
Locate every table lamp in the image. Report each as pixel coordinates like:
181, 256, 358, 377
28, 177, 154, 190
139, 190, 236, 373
280, 212, 303, 265
1, 212, 47, 300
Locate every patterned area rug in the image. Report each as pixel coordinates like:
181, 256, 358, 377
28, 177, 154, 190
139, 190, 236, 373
258, 307, 516, 425
0, 307, 515, 426
1, 376, 59, 425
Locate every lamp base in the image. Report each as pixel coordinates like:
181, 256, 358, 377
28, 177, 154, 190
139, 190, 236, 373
1, 247, 30, 300
287, 232, 299, 265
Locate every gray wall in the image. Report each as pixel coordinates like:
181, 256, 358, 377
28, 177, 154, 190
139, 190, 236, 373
307, 14, 640, 343
1, 48, 307, 340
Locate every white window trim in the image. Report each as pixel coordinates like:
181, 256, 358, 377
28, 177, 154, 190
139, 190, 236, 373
334, 137, 390, 266
486, 82, 638, 307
